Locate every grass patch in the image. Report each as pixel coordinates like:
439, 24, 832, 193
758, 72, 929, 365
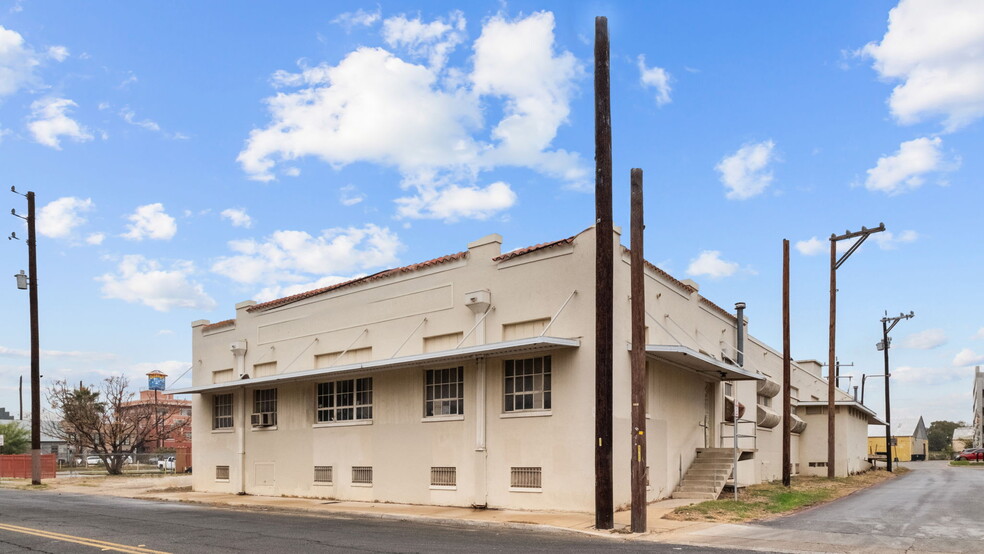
949, 460, 984, 467
666, 469, 902, 523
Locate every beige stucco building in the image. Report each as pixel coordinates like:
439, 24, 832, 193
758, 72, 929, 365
175, 226, 878, 512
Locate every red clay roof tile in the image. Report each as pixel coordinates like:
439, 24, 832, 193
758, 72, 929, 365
246, 251, 468, 313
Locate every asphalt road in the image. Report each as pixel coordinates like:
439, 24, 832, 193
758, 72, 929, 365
0, 488, 756, 553
760, 460, 984, 551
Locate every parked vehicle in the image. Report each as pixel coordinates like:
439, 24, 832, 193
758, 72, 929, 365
158, 456, 176, 471
954, 448, 984, 461
86, 455, 103, 465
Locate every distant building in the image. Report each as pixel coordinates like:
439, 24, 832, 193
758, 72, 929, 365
868, 416, 928, 461
0, 417, 69, 462
952, 426, 974, 451
974, 366, 983, 449
121, 390, 192, 452
177, 227, 878, 511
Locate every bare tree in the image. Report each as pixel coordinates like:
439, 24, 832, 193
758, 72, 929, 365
45, 376, 182, 475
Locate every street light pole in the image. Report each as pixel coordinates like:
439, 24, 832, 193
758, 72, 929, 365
10, 187, 41, 485
827, 223, 885, 478
880, 311, 914, 472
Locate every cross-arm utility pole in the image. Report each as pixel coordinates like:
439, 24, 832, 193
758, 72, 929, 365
828, 223, 884, 479
881, 311, 913, 472
10, 187, 41, 485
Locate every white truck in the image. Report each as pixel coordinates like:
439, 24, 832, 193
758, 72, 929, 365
158, 456, 175, 471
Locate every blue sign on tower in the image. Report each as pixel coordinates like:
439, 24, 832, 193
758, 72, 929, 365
147, 371, 166, 391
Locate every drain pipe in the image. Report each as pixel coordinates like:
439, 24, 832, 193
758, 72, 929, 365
733, 302, 746, 501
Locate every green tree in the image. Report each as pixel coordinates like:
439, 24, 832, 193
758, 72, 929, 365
927, 420, 965, 452
0, 421, 30, 454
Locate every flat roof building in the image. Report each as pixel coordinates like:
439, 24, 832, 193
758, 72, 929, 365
177, 226, 876, 511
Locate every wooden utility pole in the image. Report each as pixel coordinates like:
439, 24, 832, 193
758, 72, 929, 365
27, 191, 41, 485
594, 15, 614, 530
782, 239, 791, 487
629, 168, 646, 533
827, 223, 885, 478
827, 236, 836, 479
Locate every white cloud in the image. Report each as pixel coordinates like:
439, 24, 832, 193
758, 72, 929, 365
0, 345, 117, 362
46, 45, 69, 62
284, 167, 300, 177
864, 137, 955, 194
382, 11, 466, 69
85, 232, 105, 245
396, 180, 517, 221
123, 203, 177, 241
686, 250, 739, 279
220, 207, 253, 228
0, 24, 42, 97
97, 255, 215, 312
254, 275, 353, 303
872, 229, 918, 249
716, 140, 776, 200
37, 196, 93, 239
861, 0, 984, 131
898, 328, 946, 349
471, 12, 586, 185
974, 327, 984, 340
795, 237, 826, 256
637, 54, 672, 106
211, 224, 402, 287
120, 107, 187, 140
953, 348, 984, 366
333, 8, 382, 29
340, 184, 365, 206
27, 97, 93, 149
239, 11, 585, 218
892, 365, 967, 385
156, 329, 174, 336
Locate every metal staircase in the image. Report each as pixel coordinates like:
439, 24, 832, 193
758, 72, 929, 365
671, 448, 735, 500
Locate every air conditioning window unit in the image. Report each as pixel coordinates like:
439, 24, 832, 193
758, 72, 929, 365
250, 412, 276, 427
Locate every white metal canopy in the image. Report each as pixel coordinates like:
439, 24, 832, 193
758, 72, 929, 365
644, 344, 764, 382
168, 336, 580, 395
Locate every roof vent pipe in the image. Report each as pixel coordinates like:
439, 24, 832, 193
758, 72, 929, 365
735, 302, 746, 367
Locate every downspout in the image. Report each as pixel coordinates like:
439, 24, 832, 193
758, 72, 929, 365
238, 385, 247, 494
465, 291, 490, 507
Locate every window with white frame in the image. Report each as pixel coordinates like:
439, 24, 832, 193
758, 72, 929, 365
317, 378, 373, 423
503, 356, 551, 412
213, 393, 233, 429
252, 388, 277, 426
314, 465, 333, 484
425, 367, 463, 417
757, 394, 772, 408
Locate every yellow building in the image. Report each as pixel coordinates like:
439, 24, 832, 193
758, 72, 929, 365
868, 416, 928, 461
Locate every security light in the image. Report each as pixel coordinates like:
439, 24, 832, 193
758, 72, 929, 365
14, 270, 27, 290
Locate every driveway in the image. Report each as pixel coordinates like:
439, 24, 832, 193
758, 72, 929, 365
673, 460, 984, 553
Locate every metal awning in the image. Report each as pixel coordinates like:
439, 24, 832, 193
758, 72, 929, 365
797, 401, 886, 425
644, 344, 763, 381
168, 336, 580, 395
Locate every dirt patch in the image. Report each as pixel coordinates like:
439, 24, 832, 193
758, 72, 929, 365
666, 468, 905, 524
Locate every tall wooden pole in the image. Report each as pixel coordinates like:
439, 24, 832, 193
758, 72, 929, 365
629, 168, 646, 533
827, 236, 836, 479
782, 239, 791, 487
883, 318, 893, 473
27, 191, 41, 485
594, 15, 614, 530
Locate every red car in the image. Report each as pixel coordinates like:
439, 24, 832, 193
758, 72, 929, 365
954, 448, 984, 461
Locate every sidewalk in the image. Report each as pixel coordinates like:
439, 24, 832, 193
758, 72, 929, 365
16, 474, 716, 543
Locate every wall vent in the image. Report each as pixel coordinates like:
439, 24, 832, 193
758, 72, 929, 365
352, 466, 373, 485
510, 466, 542, 490
314, 465, 333, 484
216, 465, 230, 481
430, 467, 456, 487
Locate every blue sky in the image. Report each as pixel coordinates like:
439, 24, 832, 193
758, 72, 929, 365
1, 1, 982, 433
